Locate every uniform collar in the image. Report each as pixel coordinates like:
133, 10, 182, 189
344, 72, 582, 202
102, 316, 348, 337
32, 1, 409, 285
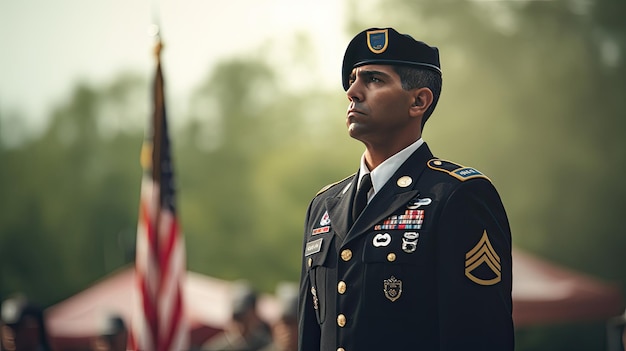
358, 138, 425, 199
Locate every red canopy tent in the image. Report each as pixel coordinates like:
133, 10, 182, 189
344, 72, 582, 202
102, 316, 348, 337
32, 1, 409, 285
45, 268, 279, 350
512, 248, 623, 327
45, 249, 624, 349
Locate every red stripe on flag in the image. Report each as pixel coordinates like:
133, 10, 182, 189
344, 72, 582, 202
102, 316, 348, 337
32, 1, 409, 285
127, 328, 137, 350
142, 200, 159, 265
138, 200, 157, 340
158, 217, 178, 288
139, 271, 159, 343
159, 284, 184, 351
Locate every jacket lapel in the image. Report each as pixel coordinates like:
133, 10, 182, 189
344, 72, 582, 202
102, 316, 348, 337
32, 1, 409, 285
324, 175, 357, 241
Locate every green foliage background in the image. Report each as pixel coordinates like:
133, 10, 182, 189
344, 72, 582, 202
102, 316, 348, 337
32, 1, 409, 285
1, 0, 625, 350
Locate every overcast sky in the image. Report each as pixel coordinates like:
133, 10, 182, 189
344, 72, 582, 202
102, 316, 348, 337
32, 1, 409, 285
0, 0, 348, 131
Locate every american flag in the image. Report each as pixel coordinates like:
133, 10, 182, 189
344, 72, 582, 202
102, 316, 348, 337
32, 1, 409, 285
130, 38, 189, 351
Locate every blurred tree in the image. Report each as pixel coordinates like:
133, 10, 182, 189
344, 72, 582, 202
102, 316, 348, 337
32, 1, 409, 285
179, 57, 358, 289
0, 73, 146, 304
179, 59, 280, 281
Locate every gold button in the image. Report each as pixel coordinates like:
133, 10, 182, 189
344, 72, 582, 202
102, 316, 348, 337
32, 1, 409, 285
434, 160, 442, 165
337, 281, 347, 294
341, 249, 353, 261
337, 314, 346, 327
337, 348, 345, 351
307, 258, 313, 267
387, 253, 396, 262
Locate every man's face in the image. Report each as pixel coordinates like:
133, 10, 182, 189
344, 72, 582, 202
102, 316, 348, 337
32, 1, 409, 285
345, 64, 416, 148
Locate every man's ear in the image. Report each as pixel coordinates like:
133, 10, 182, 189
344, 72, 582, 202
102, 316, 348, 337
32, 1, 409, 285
409, 87, 433, 118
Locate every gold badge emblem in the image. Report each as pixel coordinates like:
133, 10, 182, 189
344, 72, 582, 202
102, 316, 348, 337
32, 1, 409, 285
383, 276, 402, 302
465, 230, 501, 285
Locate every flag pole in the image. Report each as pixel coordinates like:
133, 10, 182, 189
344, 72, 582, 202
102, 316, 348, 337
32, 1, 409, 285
151, 28, 164, 349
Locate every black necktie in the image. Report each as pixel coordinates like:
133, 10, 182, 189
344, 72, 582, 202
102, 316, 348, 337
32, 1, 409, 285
352, 173, 372, 223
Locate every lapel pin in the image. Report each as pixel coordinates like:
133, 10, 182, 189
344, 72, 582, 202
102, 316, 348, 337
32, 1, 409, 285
397, 176, 412, 188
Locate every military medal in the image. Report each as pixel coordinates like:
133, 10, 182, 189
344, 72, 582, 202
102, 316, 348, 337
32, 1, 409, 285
407, 197, 432, 209
374, 209, 424, 230
402, 232, 419, 253
312, 226, 330, 235
373, 233, 391, 247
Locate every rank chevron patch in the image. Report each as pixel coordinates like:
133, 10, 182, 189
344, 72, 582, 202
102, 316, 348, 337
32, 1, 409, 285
464, 230, 501, 285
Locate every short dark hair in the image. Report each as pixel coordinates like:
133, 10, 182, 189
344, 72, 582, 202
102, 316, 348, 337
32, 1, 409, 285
392, 66, 442, 127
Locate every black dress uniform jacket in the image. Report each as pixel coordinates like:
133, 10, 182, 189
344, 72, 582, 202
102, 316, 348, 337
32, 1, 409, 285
298, 143, 513, 351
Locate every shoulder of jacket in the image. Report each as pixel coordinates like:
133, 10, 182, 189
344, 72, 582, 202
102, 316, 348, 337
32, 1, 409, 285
427, 158, 491, 182
315, 173, 355, 196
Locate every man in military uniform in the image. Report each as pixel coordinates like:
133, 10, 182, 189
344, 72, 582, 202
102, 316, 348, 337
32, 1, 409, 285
298, 27, 513, 351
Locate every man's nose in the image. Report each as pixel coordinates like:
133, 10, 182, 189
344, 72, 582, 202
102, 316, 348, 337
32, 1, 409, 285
346, 81, 363, 102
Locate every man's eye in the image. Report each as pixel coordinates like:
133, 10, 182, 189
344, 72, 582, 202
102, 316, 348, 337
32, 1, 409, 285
369, 76, 382, 83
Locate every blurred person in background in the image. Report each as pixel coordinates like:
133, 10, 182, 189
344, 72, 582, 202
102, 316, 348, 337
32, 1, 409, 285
607, 309, 626, 351
260, 283, 298, 351
298, 27, 513, 351
91, 314, 128, 351
1, 295, 52, 351
202, 281, 272, 351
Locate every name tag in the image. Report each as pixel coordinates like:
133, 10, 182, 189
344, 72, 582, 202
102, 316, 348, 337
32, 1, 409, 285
305, 238, 323, 256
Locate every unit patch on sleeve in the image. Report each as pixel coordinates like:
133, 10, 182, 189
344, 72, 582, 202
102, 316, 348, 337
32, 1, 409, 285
464, 230, 501, 286
427, 159, 490, 182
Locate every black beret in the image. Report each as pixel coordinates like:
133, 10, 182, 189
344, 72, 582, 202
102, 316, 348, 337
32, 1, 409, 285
342, 27, 441, 90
